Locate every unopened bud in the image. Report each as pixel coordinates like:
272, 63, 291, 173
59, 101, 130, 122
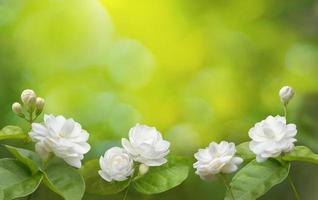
35, 97, 45, 115
21, 89, 37, 108
12, 102, 23, 116
139, 164, 149, 175
279, 86, 294, 105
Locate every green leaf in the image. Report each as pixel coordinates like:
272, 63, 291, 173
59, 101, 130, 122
80, 159, 130, 195
0, 158, 42, 200
42, 158, 85, 200
225, 159, 290, 200
5, 145, 42, 174
236, 142, 255, 161
282, 146, 318, 164
0, 126, 25, 140
133, 156, 189, 194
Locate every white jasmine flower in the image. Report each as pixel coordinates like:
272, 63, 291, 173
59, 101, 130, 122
249, 115, 297, 162
279, 86, 294, 105
121, 124, 170, 166
29, 114, 90, 168
98, 147, 134, 182
193, 141, 243, 181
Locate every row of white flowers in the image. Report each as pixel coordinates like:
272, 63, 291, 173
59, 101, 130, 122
28, 111, 170, 182
24, 86, 296, 184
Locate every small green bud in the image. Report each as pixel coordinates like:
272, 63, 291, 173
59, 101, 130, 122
12, 102, 24, 117
35, 97, 45, 115
279, 86, 294, 105
139, 164, 149, 175
21, 89, 37, 105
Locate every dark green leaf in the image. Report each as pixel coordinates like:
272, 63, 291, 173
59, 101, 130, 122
0, 158, 42, 200
0, 126, 25, 140
42, 158, 85, 200
133, 156, 189, 194
236, 142, 255, 161
80, 159, 130, 195
282, 146, 318, 165
5, 145, 42, 174
225, 159, 290, 200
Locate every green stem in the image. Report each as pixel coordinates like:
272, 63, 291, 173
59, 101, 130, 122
219, 173, 235, 200
25, 111, 35, 199
283, 104, 288, 120
122, 173, 134, 200
29, 111, 33, 127
288, 175, 300, 200
27, 193, 33, 200
284, 105, 300, 200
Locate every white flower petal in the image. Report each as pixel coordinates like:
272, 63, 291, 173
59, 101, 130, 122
63, 157, 82, 168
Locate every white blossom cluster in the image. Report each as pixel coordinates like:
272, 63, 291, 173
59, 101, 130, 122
194, 86, 298, 181
99, 124, 170, 182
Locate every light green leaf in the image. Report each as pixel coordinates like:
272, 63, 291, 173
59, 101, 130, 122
43, 158, 85, 200
0, 126, 25, 140
0, 158, 42, 200
236, 142, 255, 161
225, 159, 290, 200
282, 146, 318, 164
5, 145, 42, 174
80, 159, 130, 195
133, 156, 189, 194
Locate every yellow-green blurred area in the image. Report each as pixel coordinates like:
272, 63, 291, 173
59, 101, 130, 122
1, 0, 318, 199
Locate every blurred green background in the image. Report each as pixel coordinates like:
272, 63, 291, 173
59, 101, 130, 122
1, 0, 318, 199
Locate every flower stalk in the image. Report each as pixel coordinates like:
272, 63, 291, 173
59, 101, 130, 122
280, 86, 300, 200
219, 173, 235, 200
288, 175, 300, 200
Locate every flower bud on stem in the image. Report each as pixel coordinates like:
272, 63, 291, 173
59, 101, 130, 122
35, 97, 45, 116
279, 86, 300, 200
279, 86, 294, 106
139, 164, 149, 176
12, 102, 25, 118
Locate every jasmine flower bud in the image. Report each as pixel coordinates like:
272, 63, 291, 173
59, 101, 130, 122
21, 89, 37, 111
279, 86, 294, 105
12, 102, 24, 117
35, 97, 45, 115
139, 164, 149, 175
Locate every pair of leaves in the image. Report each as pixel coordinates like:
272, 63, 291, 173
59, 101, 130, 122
81, 156, 189, 195
225, 159, 290, 200
0, 158, 42, 200
3, 145, 85, 200
231, 143, 318, 200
